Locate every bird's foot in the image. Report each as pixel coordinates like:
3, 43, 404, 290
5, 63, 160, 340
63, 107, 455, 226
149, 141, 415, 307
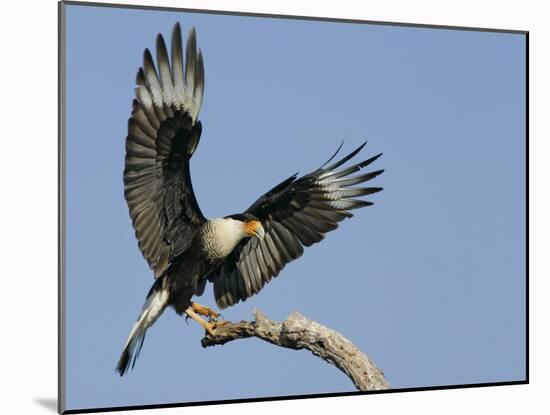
190, 302, 221, 322
185, 307, 219, 336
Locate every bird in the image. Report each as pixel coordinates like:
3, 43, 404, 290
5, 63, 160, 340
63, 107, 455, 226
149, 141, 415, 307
117, 22, 384, 376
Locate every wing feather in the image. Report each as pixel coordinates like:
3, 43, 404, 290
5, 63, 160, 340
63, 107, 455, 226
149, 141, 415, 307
155, 34, 176, 106
253, 241, 271, 282
281, 215, 320, 246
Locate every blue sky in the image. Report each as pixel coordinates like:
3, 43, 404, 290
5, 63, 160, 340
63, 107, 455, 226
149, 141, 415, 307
63, 3, 526, 411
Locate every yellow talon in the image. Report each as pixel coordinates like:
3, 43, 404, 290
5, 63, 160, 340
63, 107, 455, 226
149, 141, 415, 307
190, 302, 221, 321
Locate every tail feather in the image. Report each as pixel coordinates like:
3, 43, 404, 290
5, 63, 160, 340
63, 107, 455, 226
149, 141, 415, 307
117, 280, 169, 376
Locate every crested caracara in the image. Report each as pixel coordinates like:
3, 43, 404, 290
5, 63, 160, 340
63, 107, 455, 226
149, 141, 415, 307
117, 23, 384, 375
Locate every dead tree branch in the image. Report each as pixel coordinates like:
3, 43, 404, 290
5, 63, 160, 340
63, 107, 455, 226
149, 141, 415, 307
201, 308, 390, 391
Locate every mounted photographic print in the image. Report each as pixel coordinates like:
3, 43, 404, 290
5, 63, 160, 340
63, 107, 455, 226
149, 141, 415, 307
58, 1, 528, 413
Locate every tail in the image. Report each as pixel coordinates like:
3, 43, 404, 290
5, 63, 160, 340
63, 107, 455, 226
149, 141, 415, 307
117, 279, 169, 376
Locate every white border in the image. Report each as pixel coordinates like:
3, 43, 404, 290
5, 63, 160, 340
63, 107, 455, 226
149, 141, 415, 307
1, 1, 542, 414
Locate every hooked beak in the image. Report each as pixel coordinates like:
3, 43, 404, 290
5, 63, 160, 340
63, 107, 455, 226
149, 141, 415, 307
245, 220, 265, 240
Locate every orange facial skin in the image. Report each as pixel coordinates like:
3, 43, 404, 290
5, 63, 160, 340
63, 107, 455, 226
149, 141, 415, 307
245, 220, 265, 239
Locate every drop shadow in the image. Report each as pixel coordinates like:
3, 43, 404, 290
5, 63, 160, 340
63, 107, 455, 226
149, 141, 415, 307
34, 397, 57, 413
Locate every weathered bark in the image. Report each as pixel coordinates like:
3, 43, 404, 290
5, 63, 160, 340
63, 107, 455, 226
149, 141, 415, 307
201, 309, 390, 391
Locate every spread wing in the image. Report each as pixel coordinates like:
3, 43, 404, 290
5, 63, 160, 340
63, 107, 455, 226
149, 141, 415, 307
208, 143, 384, 308
124, 23, 206, 278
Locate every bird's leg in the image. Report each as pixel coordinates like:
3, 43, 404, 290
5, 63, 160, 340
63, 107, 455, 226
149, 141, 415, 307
184, 307, 216, 335
190, 302, 221, 321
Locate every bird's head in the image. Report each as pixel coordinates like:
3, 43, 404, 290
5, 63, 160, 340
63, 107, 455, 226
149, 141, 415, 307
243, 219, 265, 240
224, 214, 265, 240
